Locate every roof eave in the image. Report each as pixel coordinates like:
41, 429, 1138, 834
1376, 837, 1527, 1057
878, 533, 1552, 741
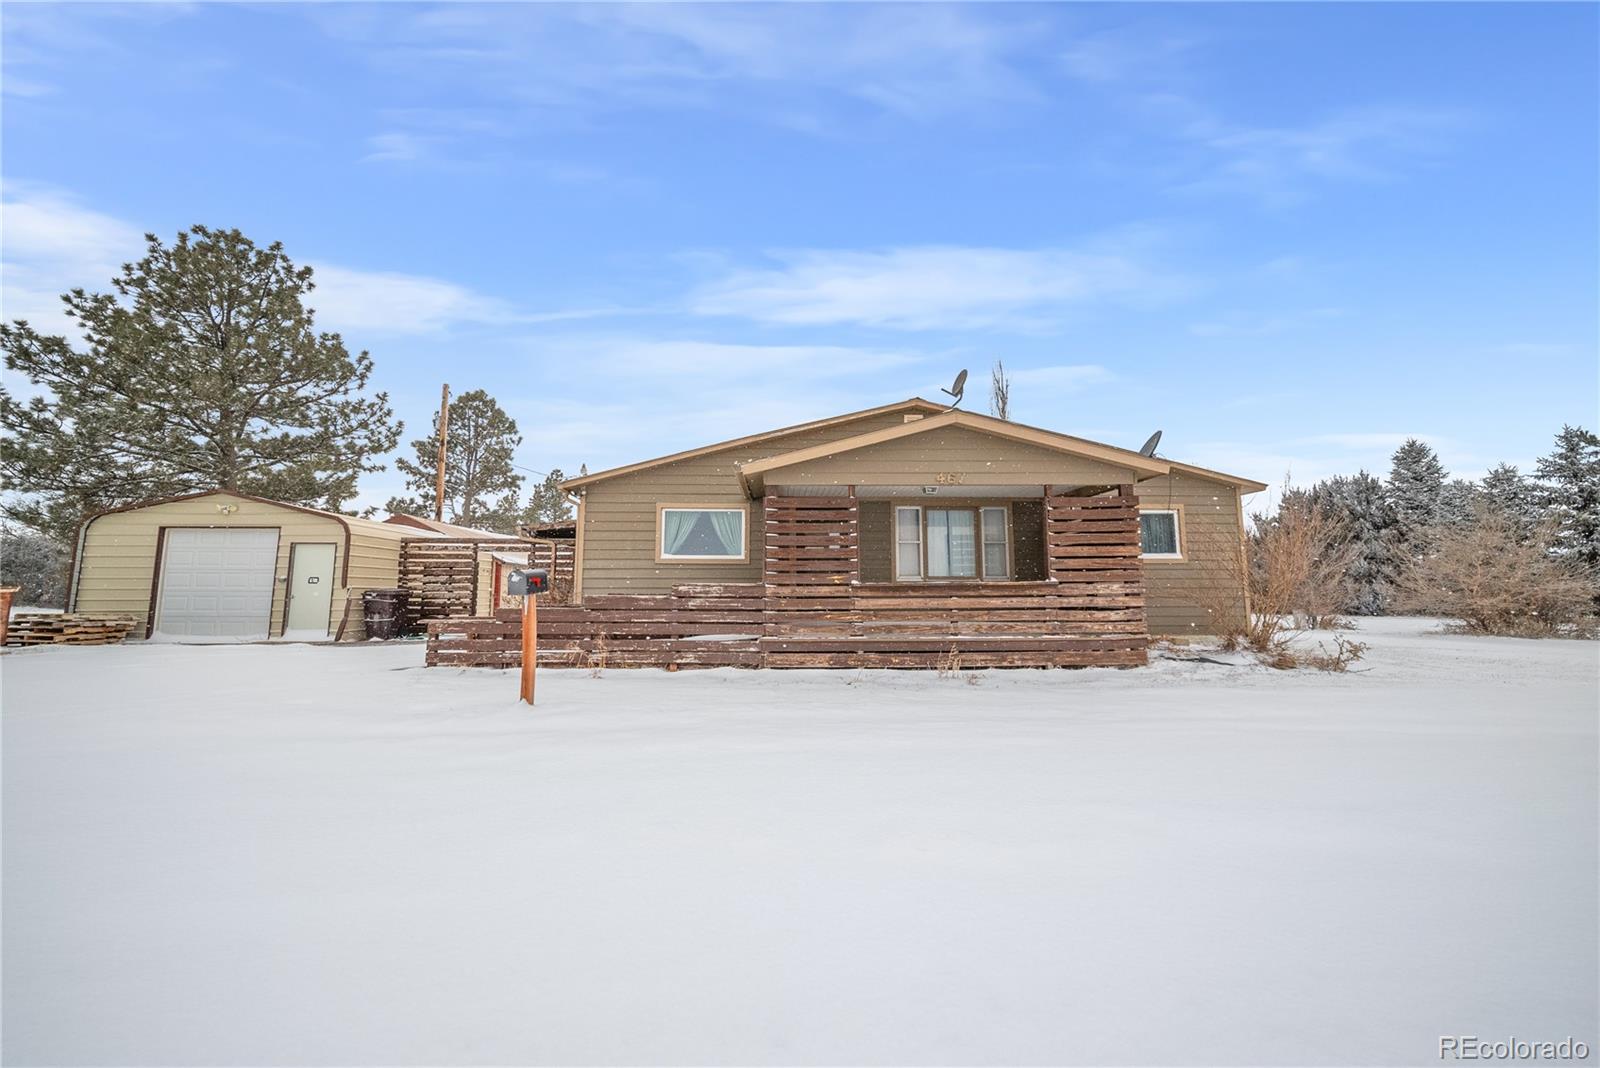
738, 409, 1172, 480
560, 397, 947, 491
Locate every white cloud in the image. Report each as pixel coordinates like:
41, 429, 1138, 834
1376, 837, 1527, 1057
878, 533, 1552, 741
691, 245, 1181, 331
304, 2, 1042, 148
1177, 106, 1467, 204
483, 335, 933, 478
0, 184, 146, 335
305, 265, 514, 335
0, 183, 521, 338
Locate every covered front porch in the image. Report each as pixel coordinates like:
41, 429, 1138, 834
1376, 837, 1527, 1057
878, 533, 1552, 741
757, 485, 1147, 667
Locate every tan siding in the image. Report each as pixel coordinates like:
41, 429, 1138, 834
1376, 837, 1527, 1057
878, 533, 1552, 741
578, 417, 1141, 596
760, 427, 1138, 487
1135, 472, 1249, 636
74, 495, 347, 638
579, 410, 918, 595
340, 523, 411, 640
859, 500, 892, 582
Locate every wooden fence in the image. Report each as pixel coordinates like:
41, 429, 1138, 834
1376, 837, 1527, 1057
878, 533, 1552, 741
399, 540, 476, 623
400, 537, 575, 629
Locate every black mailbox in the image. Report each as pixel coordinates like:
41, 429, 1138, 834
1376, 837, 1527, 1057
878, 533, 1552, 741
507, 567, 550, 597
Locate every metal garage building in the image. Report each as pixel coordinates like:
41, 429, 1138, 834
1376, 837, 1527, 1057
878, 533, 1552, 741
68, 490, 434, 642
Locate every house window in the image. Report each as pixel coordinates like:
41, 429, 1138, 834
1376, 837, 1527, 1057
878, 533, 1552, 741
895, 507, 923, 579
659, 506, 746, 561
926, 509, 978, 578
1139, 509, 1182, 559
981, 507, 1009, 579
895, 505, 1011, 580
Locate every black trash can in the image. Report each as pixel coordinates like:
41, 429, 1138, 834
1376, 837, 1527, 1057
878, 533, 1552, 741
361, 588, 411, 640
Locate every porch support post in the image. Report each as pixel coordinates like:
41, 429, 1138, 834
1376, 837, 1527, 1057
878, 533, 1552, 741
1044, 484, 1150, 666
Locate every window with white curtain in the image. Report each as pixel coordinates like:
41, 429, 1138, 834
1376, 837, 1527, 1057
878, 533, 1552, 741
893, 504, 1013, 580
1139, 510, 1182, 559
926, 508, 978, 578
659, 507, 746, 560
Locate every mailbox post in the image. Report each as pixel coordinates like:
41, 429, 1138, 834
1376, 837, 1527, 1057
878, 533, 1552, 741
507, 568, 550, 704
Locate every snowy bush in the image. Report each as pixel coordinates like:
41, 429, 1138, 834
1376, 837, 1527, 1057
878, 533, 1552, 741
0, 529, 70, 607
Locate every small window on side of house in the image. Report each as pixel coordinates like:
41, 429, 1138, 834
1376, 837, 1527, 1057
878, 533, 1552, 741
1139, 510, 1181, 559
660, 507, 746, 560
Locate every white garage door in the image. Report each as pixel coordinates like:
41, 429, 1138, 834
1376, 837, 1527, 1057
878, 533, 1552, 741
154, 528, 279, 641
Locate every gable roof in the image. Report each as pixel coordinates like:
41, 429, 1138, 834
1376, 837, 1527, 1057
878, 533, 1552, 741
563, 397, 1267, 495
737, 408, 1172, 494
561, 397, 947, 490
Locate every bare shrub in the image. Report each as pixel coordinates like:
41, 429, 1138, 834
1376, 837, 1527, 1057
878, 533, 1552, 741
937, 644, 964, 677
1250, 488, 1357, 631
1300, 634, 1368, 673
1396, 510, 1597, 638
1180, 484, 1364, 671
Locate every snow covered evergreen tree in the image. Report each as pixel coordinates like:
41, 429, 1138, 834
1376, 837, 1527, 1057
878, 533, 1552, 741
1387, 438, 1447, 557
1, 227, 402, 541
0, 527, 69, 607
1310, 471, 1400, 614
1480, 463, 1540, 539
1533, 425, 1600, 577
1437, 478, 1481, 529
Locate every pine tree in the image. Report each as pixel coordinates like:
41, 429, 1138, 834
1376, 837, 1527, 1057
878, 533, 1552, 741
1387, 438, 1447, 557
1310, 470, 1400, 614
1480, 463, 1539, 539
521, 469, 574, 526
1, 226, 402, 540
386, 389, 523, 531
1533, 425, 1600, 576
1437, 478, 1482, 529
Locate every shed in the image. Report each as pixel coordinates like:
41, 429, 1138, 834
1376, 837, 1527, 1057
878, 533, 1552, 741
68, 490, 438, 642
382, 514, 521, 539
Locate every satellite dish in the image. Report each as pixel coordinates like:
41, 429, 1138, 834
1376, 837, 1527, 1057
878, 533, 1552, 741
941, 368, 968, 408
1139, 430, 1163, 457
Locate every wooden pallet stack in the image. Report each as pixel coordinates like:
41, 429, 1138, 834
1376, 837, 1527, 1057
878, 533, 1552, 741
4, 613, 139, 647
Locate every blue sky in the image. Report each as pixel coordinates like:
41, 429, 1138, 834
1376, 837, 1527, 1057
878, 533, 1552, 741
3, 2, 1595, 510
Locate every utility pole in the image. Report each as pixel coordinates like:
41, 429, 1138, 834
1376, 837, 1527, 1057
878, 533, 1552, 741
433, 383, 450, 522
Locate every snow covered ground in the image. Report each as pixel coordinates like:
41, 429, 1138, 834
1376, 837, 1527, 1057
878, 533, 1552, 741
3, 618, 1595, 1066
